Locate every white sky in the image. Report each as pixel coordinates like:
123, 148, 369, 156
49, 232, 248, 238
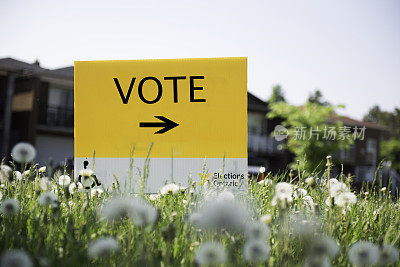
1, 0, 399, 119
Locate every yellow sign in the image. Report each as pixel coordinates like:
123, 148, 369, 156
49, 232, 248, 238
74, 57, 247, 191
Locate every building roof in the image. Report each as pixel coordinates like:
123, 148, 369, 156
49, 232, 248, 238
248, 92, 269, 112
333, 115, 386, 131
0, 57, 73, 80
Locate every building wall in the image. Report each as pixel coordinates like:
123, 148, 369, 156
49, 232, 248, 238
35, 134, 74, 166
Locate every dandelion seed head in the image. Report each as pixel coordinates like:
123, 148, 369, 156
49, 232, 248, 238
0, 165, 12, 182
260, 214, 273, 225
38, 166, 46, 173
378, 244, 399, 266
149, 194, 160, 201
68, 182, 83, 194
58, 175, 71, 187
348, 241, 379, 266
88, 237, 119, 259
11, 142, 36, 163
39, 177, 52, 191
245, 222, 271, 241
90, 188, 103, 198
335, 192, 357, 208
198, 200, 249, 231
258, 179, 273, 187
275, 182, 293, 196
159, 183, 181, 195
195, 242, 227, 266
329, 182, 349, 197
0, 198, 20, 215
79, 169, 94, 177
38, 192, 58, 206
100, 197, 157, 226
243, 239, 270, 263
0, 249, 33, 267
13, 171, 23, 181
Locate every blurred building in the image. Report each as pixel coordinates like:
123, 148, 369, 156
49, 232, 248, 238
0, 58, 73, 169
0, 57, 384, 180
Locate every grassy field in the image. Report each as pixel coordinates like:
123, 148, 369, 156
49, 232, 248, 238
0, 158, 399, 266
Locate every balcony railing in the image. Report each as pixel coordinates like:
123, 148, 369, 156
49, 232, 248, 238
38, 104, 73, 128
248, 133, 284, 154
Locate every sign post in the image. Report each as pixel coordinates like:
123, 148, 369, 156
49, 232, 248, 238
74, 57, 247, 192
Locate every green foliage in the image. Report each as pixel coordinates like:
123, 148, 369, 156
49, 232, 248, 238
381, 138, 400, 173
364, 105, 400, 139
268, 85, 286, 103
267, 102, 353, 173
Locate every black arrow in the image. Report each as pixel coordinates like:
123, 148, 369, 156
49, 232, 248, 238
139, 116, 179, 134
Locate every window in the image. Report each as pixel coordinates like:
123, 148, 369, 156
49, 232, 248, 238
366, 139, 377, 165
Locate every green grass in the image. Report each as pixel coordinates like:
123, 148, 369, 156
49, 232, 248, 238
0, 162, 400, 266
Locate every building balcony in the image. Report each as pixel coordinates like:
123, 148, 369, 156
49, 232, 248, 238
38, 104, 73, 128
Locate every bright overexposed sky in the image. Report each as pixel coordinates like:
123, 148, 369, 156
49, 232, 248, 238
1, 0, 399, 119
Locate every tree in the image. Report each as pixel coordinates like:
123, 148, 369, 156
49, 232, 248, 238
268, 102, 353, 173
380, 138, 400, 173
268, 85, 286, 103
364, 105, 400, 139
307, 90, 330, 106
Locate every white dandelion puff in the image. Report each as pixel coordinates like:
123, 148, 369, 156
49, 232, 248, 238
38, 166, 46, 173
159, 183, 181, 195
260, 214, 273, 225
88, 237, 119, 259
0, 165, 12, 182
100, 197, 157, 226
258, 179, 273, 187
308, 236, 340, 258
0, 198, 20, 215
195, 242, 227, 266
348, 241, 379, 266
90, 188, 104, 198
196, 200, 249, 231
13, 171, 23, 181
149, 194, 160, 201
68, 182, 83, 194
11, 142, 36, 163
303, 255, 331, 267
275, 182, 293, 196
0, 249, 33, 267
335, 192, 357, 208
329, 182, 349, 197
259, 166, 266, 173
38, 192, 58, 206
243, 239, 271, 263
378, 244, 399, 266
245, 222, 271, 241
58, 175, 71, 187
79, 169, 94, 177
216, 190, 235, 202
39, 177, 52, 191
0, 191, 2, 200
